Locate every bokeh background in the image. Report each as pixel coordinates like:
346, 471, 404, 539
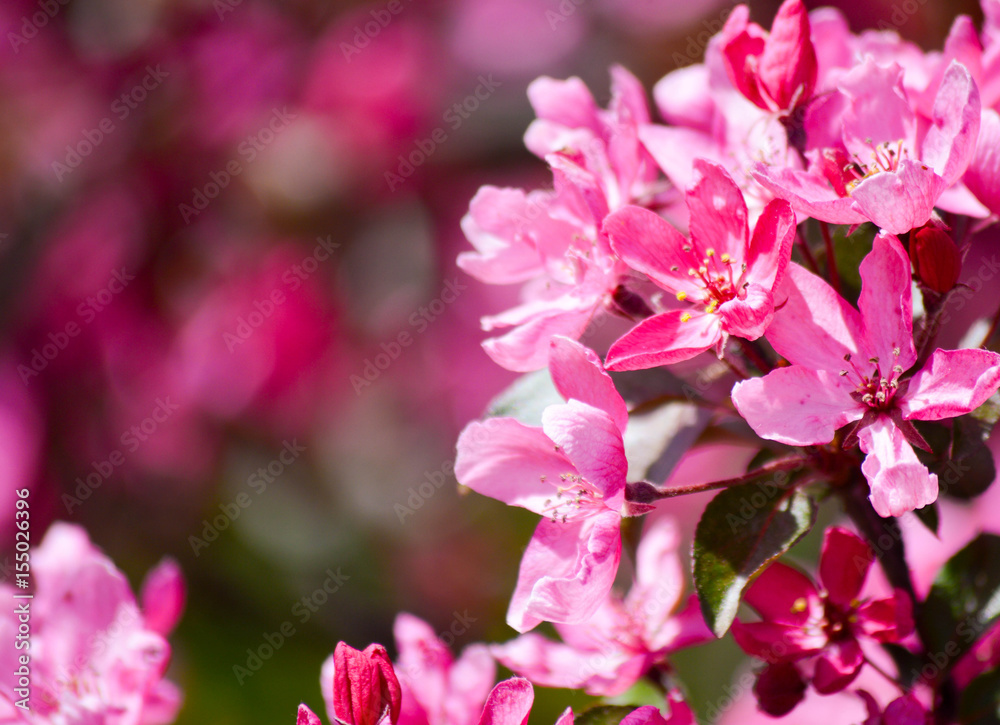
0, 0, 984, 723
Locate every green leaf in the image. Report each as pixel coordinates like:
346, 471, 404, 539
914, 417, 996, 500
959, 668, 1000, 724
573, 706, 643, 725
919, 534, 1000, 678
693, 479, 816, 637
485, 369, 562, 425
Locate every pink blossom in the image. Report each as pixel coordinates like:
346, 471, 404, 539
455, 337, 631, 631
733, 233, 1000, 517
491, 517, 710, 696
720, 0, 817, 113
459, 69, 661, 371
0, 522, 183, 724
753, 58, 981, 234
732, 527, 913, 702
603, 159, 796, 370
392, 613, 495, 725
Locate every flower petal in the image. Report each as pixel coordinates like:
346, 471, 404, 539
744, 197, 797, 293
857, 233, 917, 369
603, 205, 701, 297
848, 159, 947, 235
819, 527, 873, 607
476, 678, 534, 725
921, 60, 981, 186
812, 638, 863, 694
299, 704, 323, 725
858, 417, 939, 518
549, 336, 629, 435
605, 311, 719, 371
856, 589, 915, 643
743, 561, 823, 627
507, 511, 622, 632
764, 262, 864, 371
719, 283, 773, 340
965, 108, 1000, 215
901, 348, 1000, 421
686, 159, 749, 263
730, 621, 826, 662
455, 418, 575, 515
750, 162, 869, 225
541, 401, 627, 509
482, 296, 596, 372
445, 645, 496, 725
732, 366, 862, 446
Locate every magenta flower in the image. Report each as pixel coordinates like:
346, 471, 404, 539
720, 0, 817, 113
0, 522, 183, 724
602, 159, 796, 370
491, 517, 711, 696
732, 528, 913, 702
319, 642, 402, 725
391, 613, 495, 725
455, 337, 631, 631
732, 233, 1000, 517
753, 58, 981, 234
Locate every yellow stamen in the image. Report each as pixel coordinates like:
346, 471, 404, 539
720, 253, 731, 264
676, 291, 687, 301
706, 248, 715, 257
680, 312, 692, 323
790, 597, 808, 614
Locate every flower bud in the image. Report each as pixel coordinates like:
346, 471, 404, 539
754, 662, 806, 717
909, 225, 961, 294
332, 642, 401, 725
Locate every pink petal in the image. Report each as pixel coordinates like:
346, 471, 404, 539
610, 65, 651, 127
764, 262, 864, 371
856, 233, 916, 369
541, 401, 627, 509
482, 296, 596, 372
723, 28, 769, 110
819, 527, 873, 607
445, 645, 496, 725
652, 65, 714, 131
856, 590, 914, 643
555, 708, 575, 725
140, 557, 186, 636
848, 159, 947, 235
812, 638, 864, 694
603, 205, 700, 297
605, 311, 720, 371
750, 162, 869, 225
527, 77, 600, 135
548, 152, 610, 227
476, 678, 534, 725
839, 59, 915, 157
686, 159, 749, 264
299, 704, 323, 725
744, 562, 823, 627
758, 0, 817, 111
883, 695, 929, 725
455, 418, 575, 515
730, 621, 826, 662
638, 125, 721, 193
620, 705, 680, 725
744, 197, 797, 293
393, 613, 451, 718
902, 349, 1000, 421
507, 511, 622, 632
549, 336, 629, 435
644, 594, 713, 654
732, 366, 861, 446
921, 60, 981, 186
457, 187, 547, 285
490, 633, 629, 695
719, 283, 773, 340
964, 108, 1000, 215
858, 417, 939, 518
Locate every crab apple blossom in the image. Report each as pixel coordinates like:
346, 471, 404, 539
0, 522, 184, 725
455, 336, 633, 631
733, 233, 1000, 517
319, 642, 402, 725
752, 58, 981, 234
732, 528, 913, 708
491, 517, 711, 696
602, 159, 796, 370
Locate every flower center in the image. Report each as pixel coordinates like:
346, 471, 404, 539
845, 138, 909, 193
840, 349, 904, 411
540, 473, 603, 524
671, 247, 747, 320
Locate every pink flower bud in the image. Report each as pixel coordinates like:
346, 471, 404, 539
909, 225, 961, 294
332, 643, 402, 725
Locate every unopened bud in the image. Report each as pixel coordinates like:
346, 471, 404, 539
332, 642, 401, 725
910, 225, 961, 294
755, 662, 807, 717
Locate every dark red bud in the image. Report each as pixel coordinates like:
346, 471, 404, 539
332, 642, 402, 725
909, 225, 961, 294
754, 662, 807, 717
